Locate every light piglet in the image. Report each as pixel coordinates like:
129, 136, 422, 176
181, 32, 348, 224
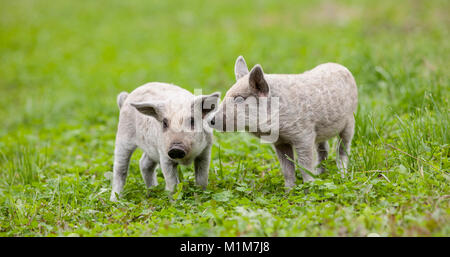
111, 82, 220, 201
211, 56, 358, 188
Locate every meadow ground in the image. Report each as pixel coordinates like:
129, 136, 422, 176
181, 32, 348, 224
0, 0, 449, 236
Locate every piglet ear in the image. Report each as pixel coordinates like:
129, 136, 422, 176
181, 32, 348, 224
234, 56, 249, 81
249, 64, 269, 97
130, 101, 164, 121
193, 92, 221, 119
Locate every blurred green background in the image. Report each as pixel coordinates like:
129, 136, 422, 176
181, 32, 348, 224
1, 0, 447, 130
0, 0, 448, 236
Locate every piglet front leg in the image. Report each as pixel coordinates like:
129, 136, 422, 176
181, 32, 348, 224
194, 146, 211, 190
294, 138, 316, 183
159, 156, 180, 192
274, 143, 296, 190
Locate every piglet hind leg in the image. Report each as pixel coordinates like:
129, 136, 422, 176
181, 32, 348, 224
110, 142, 136, 201
316, 141, 329, 174
274, 143, 296, 190
139, 153, 158, 188
336, 116, 355, 178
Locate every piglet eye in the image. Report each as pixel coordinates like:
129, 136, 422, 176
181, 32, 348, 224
190, 117, 195, 128
234, 96, 245, 103
162, 118, 169, 129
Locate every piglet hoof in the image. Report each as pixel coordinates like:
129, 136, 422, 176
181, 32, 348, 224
316, 167, 326, 175
284, 184, 296, 193
303, 177, 315, 183
197, 185, 207, 191
110, 192, 119, 202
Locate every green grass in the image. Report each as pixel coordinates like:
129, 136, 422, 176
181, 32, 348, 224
0, 0, 449, 236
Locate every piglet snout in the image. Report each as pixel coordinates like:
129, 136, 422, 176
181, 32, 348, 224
168, 144, 186, 159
